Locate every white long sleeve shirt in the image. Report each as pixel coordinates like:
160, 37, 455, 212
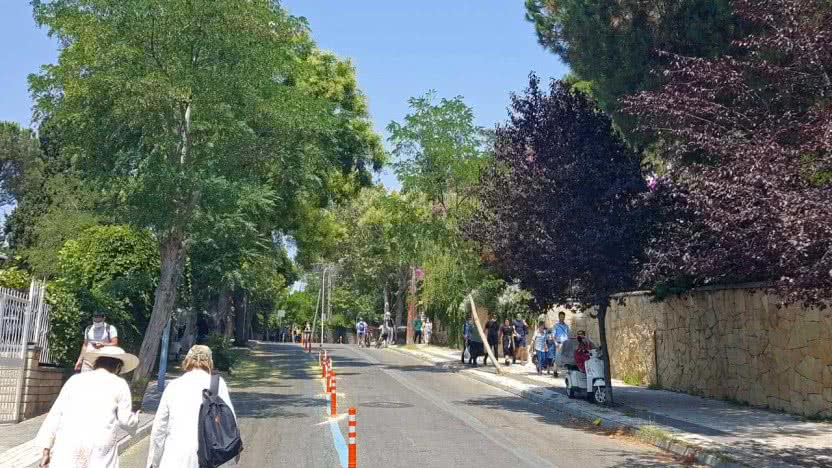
36, 369, 139, 468
146, 370, 237, 468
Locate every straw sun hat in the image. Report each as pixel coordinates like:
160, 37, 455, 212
84, 346, 140, 374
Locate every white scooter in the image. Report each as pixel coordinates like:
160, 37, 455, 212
563, 346, 608, 405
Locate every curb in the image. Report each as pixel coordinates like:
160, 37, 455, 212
117, 418, 154, 455
388, 346, 746, 468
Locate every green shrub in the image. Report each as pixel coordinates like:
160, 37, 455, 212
204, 333, 238, 371
46, 281, 84, 367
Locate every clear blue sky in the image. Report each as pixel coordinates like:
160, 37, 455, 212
0, 1, 568, 189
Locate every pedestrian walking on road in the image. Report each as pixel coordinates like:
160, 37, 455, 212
484, 316, 499, 365
532, 322, 549, 375
356, 318, 368, 347
37, 346, 140, 468
499, 319, 514, 366
423, 318, 433, 345
512, 314, 528, 364
74, 311, 119, 372
147, 345, 240, 468
413, 316, 423, 344
303, 322, 313, 352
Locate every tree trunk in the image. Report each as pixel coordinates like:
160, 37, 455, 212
394, 269, 406, 327
133, 232, 186, 387
383, 283, 390, 317
469, 295, 501, 374
234, 290, 247, 346
597, 302, 614, 405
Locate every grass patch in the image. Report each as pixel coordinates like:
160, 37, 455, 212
647, 383, 663, 390
622, 373, 643, 386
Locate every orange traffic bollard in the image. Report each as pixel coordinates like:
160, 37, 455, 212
348, 408, 357, 468
330, 371, 337, 417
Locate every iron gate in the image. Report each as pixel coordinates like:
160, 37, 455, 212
0, 280, 50, 423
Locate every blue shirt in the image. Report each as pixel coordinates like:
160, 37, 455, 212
554, 322, 570, 343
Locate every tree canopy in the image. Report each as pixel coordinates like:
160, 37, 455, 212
625, 0, 832, 304
30, 0, 384, 383
525, 0, 742, 139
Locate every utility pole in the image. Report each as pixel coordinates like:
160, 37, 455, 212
406, 266, 416, 345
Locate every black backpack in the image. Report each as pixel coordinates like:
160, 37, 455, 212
198, 373, 243, 468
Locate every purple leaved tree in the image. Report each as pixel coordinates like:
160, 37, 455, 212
468, 75, 651, 404
625, 0, 832, 304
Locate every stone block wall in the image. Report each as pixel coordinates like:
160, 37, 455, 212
556, 286, 832, 418
20, 348, 69, 420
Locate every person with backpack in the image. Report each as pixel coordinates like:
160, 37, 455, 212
356, 318, 368, 347
147, 345, 242, 468
74, 312, 118, 372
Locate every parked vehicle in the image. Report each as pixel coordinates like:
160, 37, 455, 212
557, 338, 608, 404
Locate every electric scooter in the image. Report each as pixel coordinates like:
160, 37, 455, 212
564, 348, 608, 404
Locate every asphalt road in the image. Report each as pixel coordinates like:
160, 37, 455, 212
122, 342, 688, 467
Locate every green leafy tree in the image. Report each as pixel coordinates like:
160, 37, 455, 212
388, 92, 489, 214
58, 225, 159, 356
32, 0, 382, 384
387, 93, 494, 339
525, 0, 741, 139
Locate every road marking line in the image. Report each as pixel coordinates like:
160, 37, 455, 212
325, 397, 349, 468
347, 345, 560, 468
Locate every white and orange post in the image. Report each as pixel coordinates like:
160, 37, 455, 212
348, 408, 357, 468
330, 371, 337, 417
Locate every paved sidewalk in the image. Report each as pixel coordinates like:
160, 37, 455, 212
0, 381, 162, 468
394, 344, 832, 468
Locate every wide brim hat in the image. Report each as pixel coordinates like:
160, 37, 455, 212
84, 346, 140, 374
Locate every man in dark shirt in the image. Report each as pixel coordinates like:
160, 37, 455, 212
512, 314, 529, 364
499, 319, 515, 366
484, 316, 499, 365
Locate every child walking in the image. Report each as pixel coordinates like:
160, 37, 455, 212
532, 322, 549, 375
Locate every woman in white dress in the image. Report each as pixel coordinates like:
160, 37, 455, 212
146, 345, 238, 468
36, 346, 140, 468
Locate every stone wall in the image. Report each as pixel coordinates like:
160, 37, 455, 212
549, 286, 832, 418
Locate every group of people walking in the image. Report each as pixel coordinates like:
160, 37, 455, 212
464, 311, 573, 375
36, 313, 240, 468
354, 314, 433, 347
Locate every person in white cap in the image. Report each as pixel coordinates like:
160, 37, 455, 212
36, 346, 140, 468
147, 345, 239, 468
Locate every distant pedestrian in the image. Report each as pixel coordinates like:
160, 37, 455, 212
423, 318, 433, 345
499, 319, 515, 366
74, 311, 119, 372
512, 314, 529, 364
356, 318, 368, 347
532, 322, 549, 375
552, 311, 570, 377
147, 345, 240, 468
484, 316, 499, 365
413, 316, 423, 344
384, 315, 396, 346
37, 346, 140, 468
303, 322, 313, 352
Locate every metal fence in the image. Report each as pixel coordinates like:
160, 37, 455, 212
0, 280, 53, 423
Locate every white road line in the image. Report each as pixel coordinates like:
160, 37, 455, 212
346, 346, 560, 468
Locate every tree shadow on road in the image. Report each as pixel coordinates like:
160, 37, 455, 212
233, 391, 324, 419
457, 395, 699, 467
